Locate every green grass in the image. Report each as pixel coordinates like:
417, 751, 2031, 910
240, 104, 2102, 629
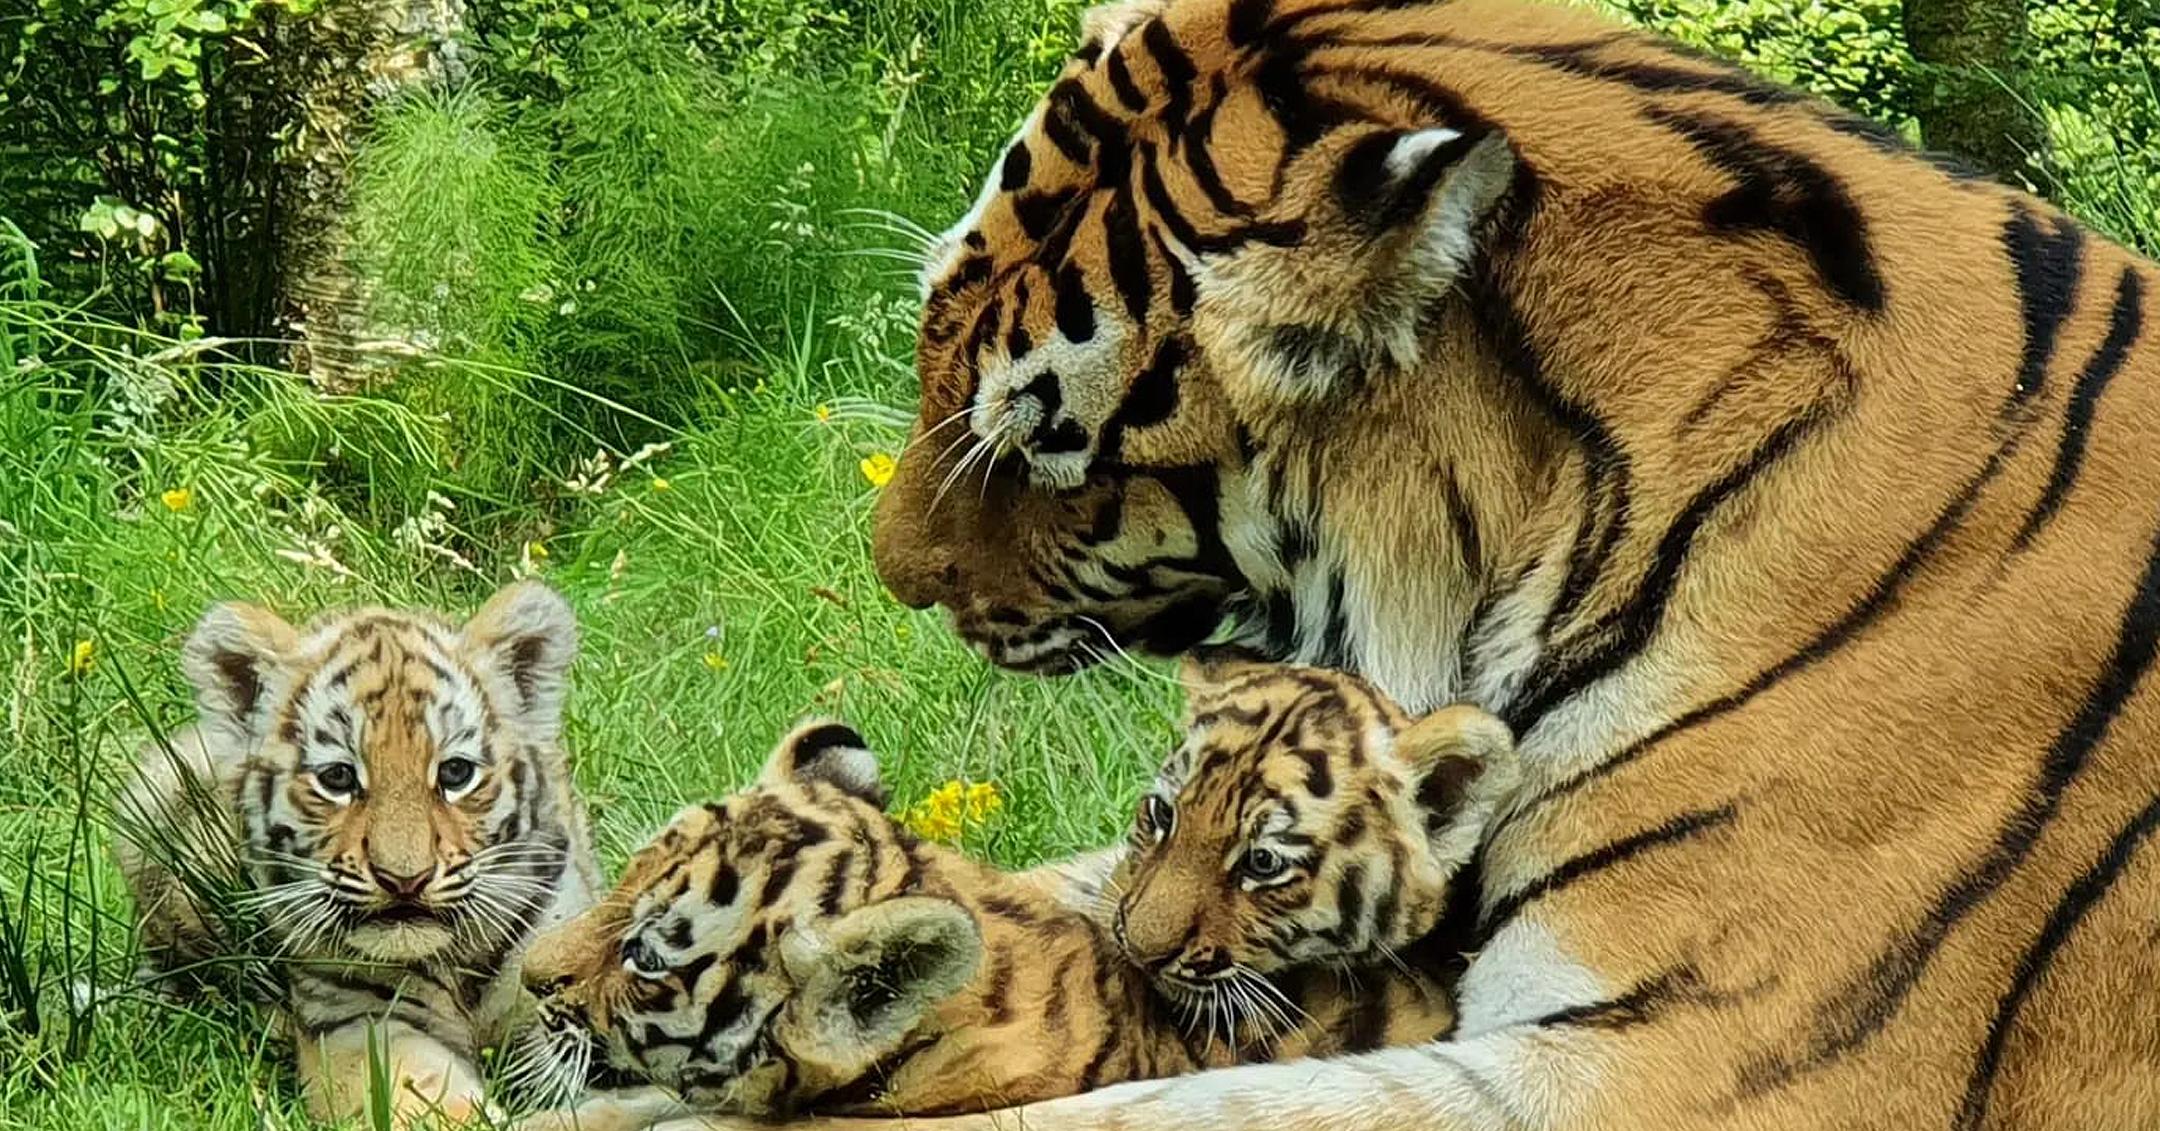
0, 269, 1174, 1129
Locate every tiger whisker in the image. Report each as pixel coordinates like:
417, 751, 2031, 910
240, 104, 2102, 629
1076, 620, 1195, 690
900, 404, 978, 458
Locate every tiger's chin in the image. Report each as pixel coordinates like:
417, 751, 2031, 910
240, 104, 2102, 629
344, 916, 458, 962
955, 596, 1230, 674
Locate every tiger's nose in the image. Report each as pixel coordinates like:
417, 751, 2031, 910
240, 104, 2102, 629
870, 455, 960, 610
1181, 949, 1232, 978
374, 867, 432, 899
872, 534, 960, 611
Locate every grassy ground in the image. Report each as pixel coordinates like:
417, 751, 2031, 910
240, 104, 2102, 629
0, 292, 1175, 1130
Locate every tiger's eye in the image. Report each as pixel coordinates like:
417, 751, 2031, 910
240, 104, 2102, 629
1241, 846, 1287, 881
315, 763, 359, 794
621, 935, 668, 977
1137, 794, 1174, 842
437, 758, 478, 793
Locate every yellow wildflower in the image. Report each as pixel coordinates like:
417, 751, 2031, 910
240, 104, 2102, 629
159, 487, 193, 512
650, 477, 671, 493
814, 404, 833, 423
859, 453, 896, 489
151, 589, 167, 613
68, 639, 95, 678
902, 779, 1005, 845
962, 781, 1004, 822
702, 650, 729, 671
526, 541, 549, 560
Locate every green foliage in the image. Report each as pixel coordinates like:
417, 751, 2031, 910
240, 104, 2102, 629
0, 0, 291, 331
1609, 0, 1916, 122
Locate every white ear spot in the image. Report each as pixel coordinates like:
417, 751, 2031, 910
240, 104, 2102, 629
765, 719, 888, 807
1384, 127, 1466, 179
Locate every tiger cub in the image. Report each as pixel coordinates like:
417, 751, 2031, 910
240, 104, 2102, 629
1107, 648, 1518, 1052
505, 675, 1512, 1130
113, 580, 601, 1129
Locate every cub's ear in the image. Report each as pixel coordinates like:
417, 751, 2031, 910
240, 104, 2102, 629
1199, 124, 1517, 406
459, 580, 579, 736
778, 897, 982, 1071
762, 719, 887, 807
1176, 644, 1278, 690
182, 602, 300, 745
1395, 705, 1519, 870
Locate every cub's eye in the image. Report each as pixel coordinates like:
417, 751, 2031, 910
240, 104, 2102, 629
1240, 847, 1289, 883
437, 758, 478, 793
621, 935, 669, 978
1136, 795, 1174, 844
315, 763, 359, 795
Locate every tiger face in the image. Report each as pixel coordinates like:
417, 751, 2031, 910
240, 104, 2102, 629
511, 723, 982, 1116
1112, 649, 1514, 1004
180, 581, 584, 965
872, 0, 1518, 671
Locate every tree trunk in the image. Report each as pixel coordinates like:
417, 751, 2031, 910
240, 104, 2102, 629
275, 0, 465, 389
1903, 0, 2047, 181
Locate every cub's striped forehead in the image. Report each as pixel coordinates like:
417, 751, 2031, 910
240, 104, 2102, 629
1169, 663, 1406, 802
627, 782, 908, 932
271, 611, 482, 752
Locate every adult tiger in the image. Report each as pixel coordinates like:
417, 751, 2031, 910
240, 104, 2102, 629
853, 0, 2160, 1128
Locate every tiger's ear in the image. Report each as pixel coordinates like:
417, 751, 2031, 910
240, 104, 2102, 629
762, 719, 887, 808
459, 580, 579, 737
1396, 705, 1518, 870
778, 896, 982, 1070
182, 602, 300, 746
1201, 125, 1517, 406
1078, 0, 1165, 55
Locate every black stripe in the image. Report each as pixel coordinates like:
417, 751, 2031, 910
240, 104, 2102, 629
1042, 80, 1101, 165
1053, 263, 1097, 344
1478, 804, 1737, 945
1331, 861, 1367, 946
1102, 188, 1152, 323
1140, 21, 1196, 130
1530, 964, 1703, 1030
1641, 107, 1886, 313
1955, 791, 2160, 1130
1015, 188, 1079, 243
1137, 142, 1306, 255
1180, 80, 1253, 217
999, 142, 1033, 191
2001, 205, 2085, 408
1443, 466, 1482, 577
1153, 230, 1196, 314
1100, 336, 1186, 464
1742, 514, 2160, 1094
2013, 267, 2144, 551
1509, 407, 1830, 731
1105, 45, 1149, 112
1226, 0, 1273, 45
